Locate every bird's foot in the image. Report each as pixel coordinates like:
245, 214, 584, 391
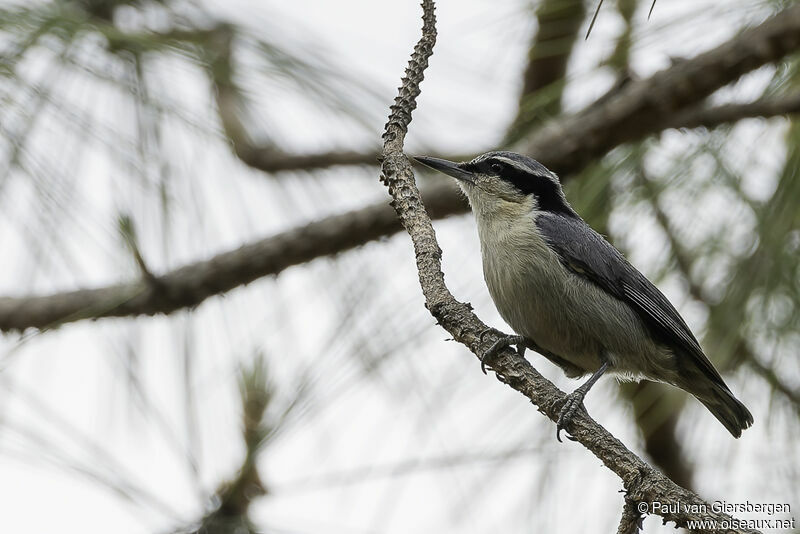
556, 390, 587, 443
555, 361, 609, 443
479, 328, 526, 375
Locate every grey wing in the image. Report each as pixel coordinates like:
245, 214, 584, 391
535, 212, 726, 386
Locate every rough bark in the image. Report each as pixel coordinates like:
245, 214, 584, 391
617, 495, 644, 534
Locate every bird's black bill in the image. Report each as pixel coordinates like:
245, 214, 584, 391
413, 156, 475, 184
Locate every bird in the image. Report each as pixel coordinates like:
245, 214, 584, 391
413, 151, 753, 441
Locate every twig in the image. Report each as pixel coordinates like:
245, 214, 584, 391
586, 0, 605, 40
648, 0, 657, 21
118, 213, 160, 287
379, 1, 759, 532
617, 495, 644, 534
205, 25, 382, 174
231, 85, 800, 174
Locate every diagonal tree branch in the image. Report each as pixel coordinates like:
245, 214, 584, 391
229, 91, 800, 175
0, 181, 466, 332
230, 146, 380, 173
216, 3, 800, 176
665, 92, 800, 130
522, 3, 800, 174
379, 1, 758, 532
3, 5, 800, 333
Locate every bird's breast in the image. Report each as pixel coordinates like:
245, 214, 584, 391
479, 223, 582, 349
476, 214, 654, 375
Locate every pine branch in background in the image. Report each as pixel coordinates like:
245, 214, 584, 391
0, 180, 467, 332
197, 19, 389, 175
748, 358, 800, 410
187, 355, 271, 534
504, 0, 585, 144
643, 114, 800, 407
665, 93, 800, 130
202, 23, 381, 173
636, 154, 800, 414
521, 2, 800, 174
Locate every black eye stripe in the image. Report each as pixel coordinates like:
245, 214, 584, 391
496, 164, 576, 217
503, 165, 552, 195
466, 158, 502, 174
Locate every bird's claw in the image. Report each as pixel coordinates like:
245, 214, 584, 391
479, 329, 526, 375
479, 327, 503, 342
556, 391, 586, 442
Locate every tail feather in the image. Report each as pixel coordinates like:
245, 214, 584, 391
696, 385, 753, 438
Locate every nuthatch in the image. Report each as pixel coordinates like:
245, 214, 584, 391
415, 151, 753, 441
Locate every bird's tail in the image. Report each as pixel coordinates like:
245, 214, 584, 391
695, 384, 753, 438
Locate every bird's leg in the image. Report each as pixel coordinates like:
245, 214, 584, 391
556, 361, 609, 442
479, 327, 526, 375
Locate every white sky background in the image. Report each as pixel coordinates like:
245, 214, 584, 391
0, 1, 798, 533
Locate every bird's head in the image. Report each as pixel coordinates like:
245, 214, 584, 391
414, 151, 576, 218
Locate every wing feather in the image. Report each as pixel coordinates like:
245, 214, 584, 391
535, 212, 725, 385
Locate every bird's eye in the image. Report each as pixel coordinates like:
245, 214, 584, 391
490, 163, 503, 174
